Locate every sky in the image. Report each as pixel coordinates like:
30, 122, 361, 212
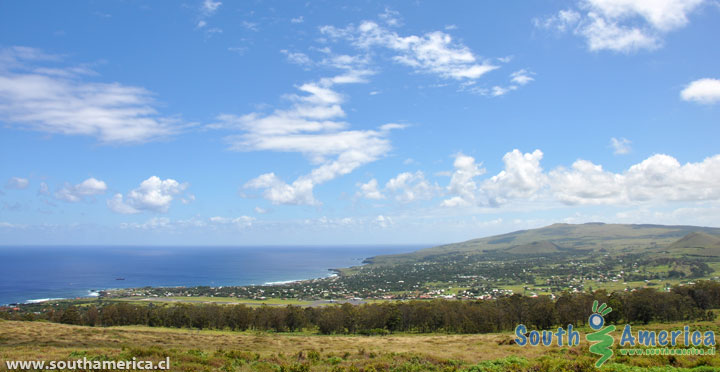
1, 0, 719, 246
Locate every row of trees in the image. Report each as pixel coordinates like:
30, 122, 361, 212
6, 281, 719, 334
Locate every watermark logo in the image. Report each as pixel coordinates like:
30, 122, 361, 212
514, 299, 716, 367
586, 300, 615, 367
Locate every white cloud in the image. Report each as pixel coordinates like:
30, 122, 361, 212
0, 47, 181, 143
464, 69, 533, 97
550, 160, 625, 205
0, 221, 26, 229
209, 215, 255, 228
481, 149, 547, 206
579, 14, 659, 52
281, 50, 313, 67
681, 78, 720, 104
321, 21, 498, 80
375, 214, 393, 228
441, 154, 485, 207
438, 149, 720, 209
107, 176, 188, 214
291, 16, 304, 24
379, 7, 402, 27
55, 177, 107, 202
244, 173, 316, 205
215, 68, 399, 205
610, 137, 632, 154
510, 69, 534, 85
497, 56, 514, 63
357, 179, 384, 200
385, 171, 436, 203
320, 53, 372, 71
119, 217, 208, 231
550, 154, 720, 205
201, 0, 222, 16
5, 177, 29, 190
585, 0, 704, 31
534, 9, 582, 32
242, 21, 259, 32
195, 0, 222, 34
491, 85, 517, 96
254, 206, 268, 214
126, 217, 170, 230
537, 0, 707, 52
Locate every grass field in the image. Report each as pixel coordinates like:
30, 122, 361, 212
1, 319, 718, 371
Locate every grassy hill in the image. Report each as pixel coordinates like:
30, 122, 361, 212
665, 231, 720, 257
366, 223, 720, 266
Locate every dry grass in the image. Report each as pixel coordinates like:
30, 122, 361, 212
0, 320, 578, 371
0, 320, 560, 362
2, 320, 719, 371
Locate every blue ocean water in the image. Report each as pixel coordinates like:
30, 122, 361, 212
0, 245, 424, 305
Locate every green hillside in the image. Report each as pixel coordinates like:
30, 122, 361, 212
666, 231, 720, 257
506, 240, 562, 254
367, 223, 720, 266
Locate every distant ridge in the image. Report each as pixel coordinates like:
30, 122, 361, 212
366, 223, 720, 266
667, 232, 720, 257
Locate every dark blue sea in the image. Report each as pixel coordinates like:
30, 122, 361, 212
0, 245, 424, 305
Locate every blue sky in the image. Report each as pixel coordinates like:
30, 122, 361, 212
1, 0, 719, 245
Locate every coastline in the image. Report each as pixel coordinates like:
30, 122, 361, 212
10, 263, 361, 306
15, 290, 101, 306
1, 245, 423, 306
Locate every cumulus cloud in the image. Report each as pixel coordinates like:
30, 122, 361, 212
438, 149, 720, 209
244, 173, 316, 206
55, 177, 107, 202
107, 176, 188, 214
550, 154, 720, 205
357, 179, 384, 200
536, 0, 707, 52
385, 171, 436, 203
321, 21, 498, 80
0, 46, 182, 143
5, 177, 29, 190
681, 78, 720, 104
610, 137, 632, 154
480, 149, 547, 206
441, 154, 485, 207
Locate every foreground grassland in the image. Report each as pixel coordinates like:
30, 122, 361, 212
1, 320, 718, 371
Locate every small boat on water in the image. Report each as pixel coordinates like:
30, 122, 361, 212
115, 278, 125, 281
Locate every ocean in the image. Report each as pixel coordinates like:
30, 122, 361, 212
0, 245, 424, 305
